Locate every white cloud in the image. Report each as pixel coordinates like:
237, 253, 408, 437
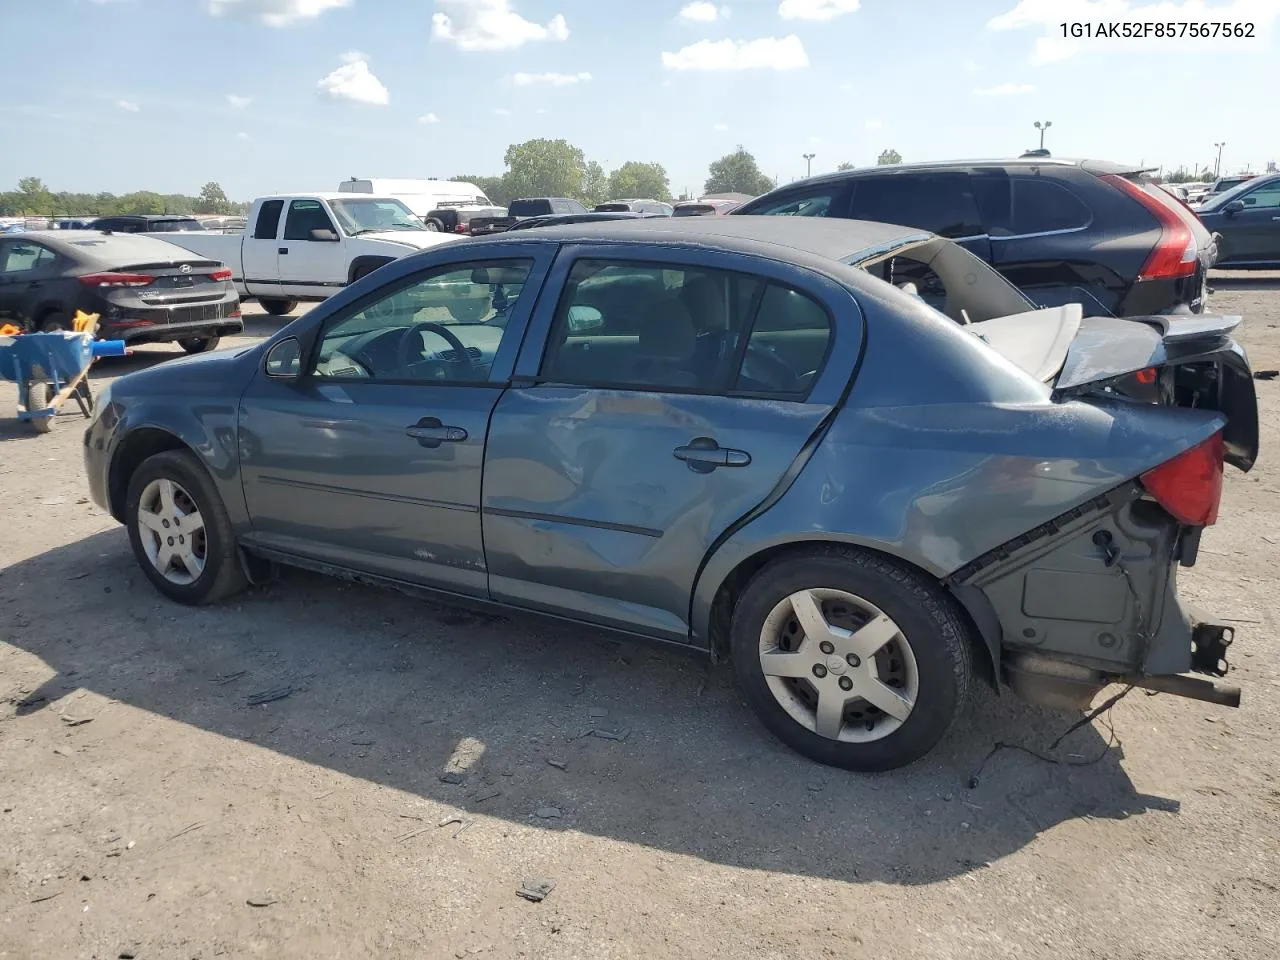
226, 94, 253, 109
511, 71, 591, 86
662, 35, 808, 70
973, 82, 1036, 95
989, 0, 1277, 63
493, 107, 511, 116
864, 118, 882, 130
432, 0, 568, 51
206, 0, 350, 27
236, 131, 250, 140
316, 55, 389, 105
779, 0, 859, 20
679, 1, 729, 21
713, 122, 729, 131
115, 99, 140, 112
418, 112, 441, 123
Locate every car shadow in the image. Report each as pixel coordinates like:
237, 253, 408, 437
2, 529, 1180, 887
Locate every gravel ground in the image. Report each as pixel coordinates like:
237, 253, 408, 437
3, 279, 1280, 960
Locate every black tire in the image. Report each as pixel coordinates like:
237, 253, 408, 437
125, 450, 247, 606
729, 546, 973, 772
178, 335, 220, 354
425, 219, 443, 232
446, 298, 488, 322
258, 298, 297, 317
39, 311, 71, 332
26, 381, 54, 433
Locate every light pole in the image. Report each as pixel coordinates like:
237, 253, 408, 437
1034, 120, 1052, 150
1214, 142, 1226, 178
803, 152, 816, 178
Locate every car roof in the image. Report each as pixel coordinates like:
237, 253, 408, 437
12, 230, 209, 264
770, 157, 1147, 192
94, 214, 194, 221
257, 192, 401, 202
483, 215, 928, 263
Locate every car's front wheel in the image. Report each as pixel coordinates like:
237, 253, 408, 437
178, 335, 220, 354
730, 548, 973, 771
125, 450, 247, 605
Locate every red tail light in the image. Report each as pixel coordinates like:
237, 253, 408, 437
78, 272, 155, 288
1101, 174, 1197, 281
229, 308, 242, 318
455, 223, 468, 233
208, 267, 233, 281
1140, 431, 1224, 526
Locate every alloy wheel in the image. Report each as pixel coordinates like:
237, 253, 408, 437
135, 478, 207, 585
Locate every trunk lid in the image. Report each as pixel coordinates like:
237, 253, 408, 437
116, 259, 231, 306
969, 309, 1258, 471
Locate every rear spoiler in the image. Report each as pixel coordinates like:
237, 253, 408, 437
1054, 314, 1257, 471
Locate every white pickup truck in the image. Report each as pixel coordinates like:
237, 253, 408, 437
157, 193, 461, 316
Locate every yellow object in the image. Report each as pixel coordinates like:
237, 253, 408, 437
72, 311, 100, 333
0, 323, 20, 336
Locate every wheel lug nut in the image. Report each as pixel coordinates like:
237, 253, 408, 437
839, 676, 853, 691
167, 537, 174, 546
819, 641, 834, 655
812, 664, 827, 679
846, 654, 861, 668
162, 520, 170, 528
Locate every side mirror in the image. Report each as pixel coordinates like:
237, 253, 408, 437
265, 337, 303, 380
567, 305, 603, 333
310, 228, 340, 242
1224, 199, 1246, 215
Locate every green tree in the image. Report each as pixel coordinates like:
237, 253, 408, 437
15, 176, 52, 214
451, 175, 511, 207
837, 161, 855, 171
580, 161, 608, 207
877, 149, 903, 165
195, 181, 231, 214
704, 147, 775, 197
606, 161, 671, 202
114, 191, 166, 215
501, 139, 587, 201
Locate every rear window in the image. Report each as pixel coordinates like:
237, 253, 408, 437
510, 199, 553, 217
674, 205, 715, 217
148, 219, 202, 233
595, 203, 631, 213
847, 174, 983, 238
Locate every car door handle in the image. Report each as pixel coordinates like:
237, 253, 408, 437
1272, 217, 1280, 221
673, 438, 751, 473
405, 417, 467, 448
278, 247, 289, 255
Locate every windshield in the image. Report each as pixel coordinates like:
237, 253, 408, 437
1198, 177, 1267, 210
329, 198, 425, 234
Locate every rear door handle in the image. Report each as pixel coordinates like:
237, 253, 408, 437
673, 437, 751, 473
278, 247, 289, 255
405, 417, 467, 448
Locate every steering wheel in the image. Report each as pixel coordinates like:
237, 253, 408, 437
743, 341, 802, 392
396, 322, 474, 377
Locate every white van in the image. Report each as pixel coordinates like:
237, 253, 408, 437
338, 178, 491, 224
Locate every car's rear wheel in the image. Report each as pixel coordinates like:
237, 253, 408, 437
39, 311, 71, 332
258, 298, 297, 317
178, 335, 220, 354
730, 548, 972, 771
125, 450, 247, 605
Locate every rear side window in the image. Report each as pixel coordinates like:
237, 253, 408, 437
540, 259, 828, 397
509, 199, 552, 217
750, 189, 837, 218
254, 200, 284, 239
0, 241, 56, 274
149, 219, 201, 233
1008, 178, 1091, 235
847, 174, 983, 238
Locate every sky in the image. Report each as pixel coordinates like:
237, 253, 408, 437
1, 0, 1278, 201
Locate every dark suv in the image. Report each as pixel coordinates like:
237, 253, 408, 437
734, 158, 1216, 317
87, 215, 205, 234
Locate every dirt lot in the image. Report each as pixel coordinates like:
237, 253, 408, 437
3, 282, 1280, 960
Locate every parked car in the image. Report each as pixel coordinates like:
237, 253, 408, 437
156, 193, 460, 316
88, 215, 206, 234
1195, 173, 1280, 268
595, 199, 674, 216
468, 198, 590, 236
0, 231, 241, 352
85, 217, 1256, 771
504, 212, 645, 232
423, 204, 507, 235
733, 157, 1217, 318
338, 178, 491, 222
1200, 174, 1256, 201
673, 198, 741, 217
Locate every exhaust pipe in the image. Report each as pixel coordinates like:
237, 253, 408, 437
1129, 673, 1241, 708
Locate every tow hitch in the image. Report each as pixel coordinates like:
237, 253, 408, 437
1124, 615, 1241, 708
1190, 619, 1234, 677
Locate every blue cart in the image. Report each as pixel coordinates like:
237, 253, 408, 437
0, 330, 126, 433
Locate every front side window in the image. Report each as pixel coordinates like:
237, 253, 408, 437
1238, 182, 1280, 210
283, 199, 337, 241
0, 241, 56, 274
312, 259, 532, 383
539, 259, 830, 397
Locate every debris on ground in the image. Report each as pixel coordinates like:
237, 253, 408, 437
534, 807, 562, 820
546, 759, 568, 770
516, 878, 556, 903
590, 728, 631, 742
246, 686, 295, 706
439, 771, 464, 785
1255, 369, 1279, 380
246, 895, 279, 907
473, 787, 501, 803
